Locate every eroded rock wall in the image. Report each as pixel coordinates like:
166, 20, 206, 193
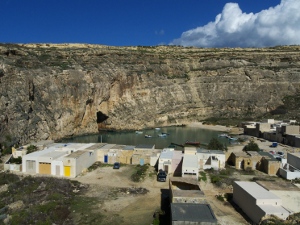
0, 44, 300, 143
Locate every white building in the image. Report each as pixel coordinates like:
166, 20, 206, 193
197, 149, 225, 170
233, 181, 290, 224
280, 152, 300, 180
158, 148, 183, 175
158, 148, 174, 173
182, 148, 198, 179
22, 143, 97, 177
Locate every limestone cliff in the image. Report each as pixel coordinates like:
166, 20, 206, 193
1, 44, 300, 144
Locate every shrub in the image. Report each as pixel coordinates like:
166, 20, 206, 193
27, 145, 38, 154
131, 164, 149, 182
198, 171, 207, 182
2, 147, 12, 155
10, 156, 22, 164
243, 140, 260, 152
207, 138, 227, 151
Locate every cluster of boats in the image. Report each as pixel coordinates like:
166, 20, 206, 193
145, 132, 169, 138
218, 133, 238, 141
135, 128, 169, 138
136, 129, 202, 146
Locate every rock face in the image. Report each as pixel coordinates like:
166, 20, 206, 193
0, 44, 300, 144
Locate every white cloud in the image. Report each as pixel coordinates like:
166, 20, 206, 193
171, 0, 300, 47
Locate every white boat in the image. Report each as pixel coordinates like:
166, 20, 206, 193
158, 133, 167, 137
218, 133, 228, 138
135, 131, 143, 134
145, 134, 152, 138
227, 136, 238, 141
155, 127, 161, 130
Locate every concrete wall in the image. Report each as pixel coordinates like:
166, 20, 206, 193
282, 125, 300, 135
233, 182, 266, 224
117, 150, 134, 164
287, 153, 300, 169
63, 151, 96, 178
197, 152, 225, 170
51, 160, 64, 176
296, 137, 300, 148
261, 158, 280, 176
279, 167, 300, 180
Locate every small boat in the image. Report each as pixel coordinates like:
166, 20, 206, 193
227, 136, 238, 141
185, 141, 200, 146
135, 131, 143, 134
145, 134, 152, 138
155, 127, 161, 130
218, 133, 228, 138
162, 132, 170, 135
158, 133, 167, 137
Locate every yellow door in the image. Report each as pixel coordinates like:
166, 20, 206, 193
64, 166, 71, 177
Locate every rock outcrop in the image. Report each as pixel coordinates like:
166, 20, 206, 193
1, 44, 300, 144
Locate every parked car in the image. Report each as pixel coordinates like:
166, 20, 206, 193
157, 170, 167, 182
113, 162, 120, 169
278, 151, 284, 156
270, 142, 278, 148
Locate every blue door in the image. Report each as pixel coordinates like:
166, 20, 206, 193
140, 159, 144, 166
104, 155, 108, 163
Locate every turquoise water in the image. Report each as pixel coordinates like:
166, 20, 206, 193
60, 126, 232, 150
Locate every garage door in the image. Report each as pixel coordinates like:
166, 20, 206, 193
64, 166, 71, 177
39, 162, 51, 175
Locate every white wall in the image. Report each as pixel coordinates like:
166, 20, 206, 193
51, 160, 64, 176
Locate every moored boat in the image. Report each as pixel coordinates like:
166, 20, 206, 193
185, 140, 200, 146
135, 131, 143, 134
145, 134, 152, 138
218, 133, 228, 138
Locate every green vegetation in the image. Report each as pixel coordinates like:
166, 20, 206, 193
198, 171, 207, 182
0, 174, 106, 225
0, 172, 20, 186
87, 161, 117, 172
27, 145, 38, 154
9, 156, 22, 164
131, 164, 149, 182
205, 167, 236, 187
243, 140, 260, 152
207, 138, 227, 151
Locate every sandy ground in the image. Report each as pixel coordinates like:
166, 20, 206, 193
73, 164, 252, 225
73, 165, 169, 225
187, 122, 243, 134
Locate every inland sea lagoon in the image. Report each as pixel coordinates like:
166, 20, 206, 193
60, 126, 235, 150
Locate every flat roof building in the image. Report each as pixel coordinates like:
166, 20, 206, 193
233, 181, 290, 224
182, 154, 198, 179
171, 203, 217, 225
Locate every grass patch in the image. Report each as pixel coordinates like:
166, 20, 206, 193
0, 172, 20, 185
198, 171, 207, 182
205, 167, 236, 187
0, 175, 90, 225
131, 164, 149, 182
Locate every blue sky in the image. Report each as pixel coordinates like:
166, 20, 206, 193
1, 0, 299, 47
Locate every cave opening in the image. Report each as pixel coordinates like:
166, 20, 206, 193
97, 111, 109, 131
96, 111, 109, 123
